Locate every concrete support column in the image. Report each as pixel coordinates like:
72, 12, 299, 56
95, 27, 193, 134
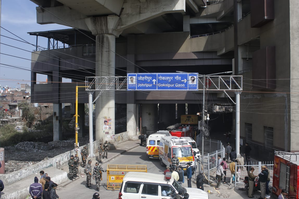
141, 104, 158, 134
53, 103, 62, 141
78, 103, 85, 138
183, 15, 190, 32
95, 34, 115, 142
127, 35, 137, 138
85, 16, 121, 142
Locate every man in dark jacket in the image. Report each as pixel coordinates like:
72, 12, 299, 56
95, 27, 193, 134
244, 143, 252, 165
196, 172, 204, 190
178, 167, 184, 184
230, 148, 237, 161
29, 177, 43, 199
186, 163, 192, 188
259, 166, 268, 199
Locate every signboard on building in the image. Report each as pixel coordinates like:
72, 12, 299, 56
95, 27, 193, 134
127, 73, 198, 91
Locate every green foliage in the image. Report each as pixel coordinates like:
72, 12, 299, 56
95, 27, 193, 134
18, 102, 35, 128
0, 124, 52, 146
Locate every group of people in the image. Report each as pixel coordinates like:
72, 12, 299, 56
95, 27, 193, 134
68, 142, 109, 191
29, 170, 59, 199
247, 165, 271, 198
85, 159, 106, 190
167, 154, 194, 188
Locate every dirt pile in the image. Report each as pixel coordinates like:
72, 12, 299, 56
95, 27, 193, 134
4, 138, 89, 173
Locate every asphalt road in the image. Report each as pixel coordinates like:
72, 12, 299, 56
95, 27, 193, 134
55, 145, 251, 199
56, 145, 164, 199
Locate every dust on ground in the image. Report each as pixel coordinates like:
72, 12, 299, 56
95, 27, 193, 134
4, 138, 89, 173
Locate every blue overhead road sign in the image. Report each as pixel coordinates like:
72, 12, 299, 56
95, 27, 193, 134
127, 73, 198, 91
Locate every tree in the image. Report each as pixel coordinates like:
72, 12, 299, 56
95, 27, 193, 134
18, 102, 35, 128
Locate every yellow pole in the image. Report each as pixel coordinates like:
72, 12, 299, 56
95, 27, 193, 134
74, 86, 89, 149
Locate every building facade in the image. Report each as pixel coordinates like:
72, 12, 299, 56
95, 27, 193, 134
29, 0, 297, 159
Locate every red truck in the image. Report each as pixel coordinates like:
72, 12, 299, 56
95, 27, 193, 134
272, 151, 299, 198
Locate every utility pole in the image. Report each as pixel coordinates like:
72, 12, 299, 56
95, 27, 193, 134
201, 75, 205, 160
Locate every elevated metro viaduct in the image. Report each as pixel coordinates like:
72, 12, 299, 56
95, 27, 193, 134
29, 0, 299, 160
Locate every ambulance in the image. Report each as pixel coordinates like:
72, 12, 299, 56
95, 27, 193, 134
159, 136, 195, 171
146, 131, 170, 159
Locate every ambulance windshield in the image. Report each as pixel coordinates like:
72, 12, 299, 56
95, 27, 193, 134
172, 147, 192, 158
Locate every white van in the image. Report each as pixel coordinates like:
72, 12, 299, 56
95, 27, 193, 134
159, 136, 196, 171
118, 172, 208, 199
146, 131, 170, 159
181, 137, 201, 159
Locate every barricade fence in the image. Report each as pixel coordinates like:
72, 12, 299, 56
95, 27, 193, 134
193, 138, 274, 189
234, 161, 274, 188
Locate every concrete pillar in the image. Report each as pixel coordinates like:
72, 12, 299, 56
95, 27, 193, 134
159, 104, 176, 129
85, 16, 121, 142
183, 15, 190, 32
127, 35, 137, 138
53, 103, 62, 141
141, 104, 158, 134
78, 103, 85, 138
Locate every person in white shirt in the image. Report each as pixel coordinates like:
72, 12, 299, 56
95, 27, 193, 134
171, 169, 180, 182
216, 162, 224, 190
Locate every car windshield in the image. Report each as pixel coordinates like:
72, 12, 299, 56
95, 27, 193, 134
172, 147, 192, 158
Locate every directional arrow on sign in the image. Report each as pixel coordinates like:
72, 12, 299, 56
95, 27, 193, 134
182, 79, 187, 83
153, 79, 156, 84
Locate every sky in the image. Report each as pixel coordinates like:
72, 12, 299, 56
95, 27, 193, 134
0, 0, 67, 88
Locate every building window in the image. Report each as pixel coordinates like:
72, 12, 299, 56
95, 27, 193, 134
264, 126, 273, 149
245, 123, 252, 142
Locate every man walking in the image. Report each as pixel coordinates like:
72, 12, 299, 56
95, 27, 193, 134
85, 160, 93, 188
216, 162, 224, 190
186, 163, 192, 188
259, 166, 268, 199
81, 146, 88, 167
29, 177, 43, 199
225, 143, 232, 162
248, 167, 257, 198
221, 158, 228, 183
229, 160, 236, 184
0, 179, 3, 198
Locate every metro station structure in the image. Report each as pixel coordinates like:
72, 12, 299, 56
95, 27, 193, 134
29, 0, 297, 160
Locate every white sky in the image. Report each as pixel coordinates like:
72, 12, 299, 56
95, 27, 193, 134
0, 0, 68, 88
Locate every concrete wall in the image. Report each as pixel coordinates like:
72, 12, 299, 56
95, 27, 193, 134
0, 132, 132, 186
240, 0, 291, 155
289, 0, 299, 152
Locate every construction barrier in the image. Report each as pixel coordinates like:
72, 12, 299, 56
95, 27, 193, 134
106, 164, 147, 190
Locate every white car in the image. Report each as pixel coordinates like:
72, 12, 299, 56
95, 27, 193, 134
118, 172, 208, 199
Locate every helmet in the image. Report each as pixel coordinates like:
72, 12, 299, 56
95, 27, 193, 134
93, 192, 100, 199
